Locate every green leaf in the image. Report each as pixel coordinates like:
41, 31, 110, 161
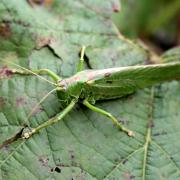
0, 1, 180, 179
161, 46, 180, 63
112, 0, 180, 37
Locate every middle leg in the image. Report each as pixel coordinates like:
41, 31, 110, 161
22, 99, 77, 139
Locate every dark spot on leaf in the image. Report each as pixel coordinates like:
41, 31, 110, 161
118, 118, 125, 124
0, 22, 11, 38
122, 159, 128, 164
0, 97, 6, 107
123, 172, 135, 180
56, 163, 68, 167
147, 120, 154, 128
153, 132, 160, 136
31, 105, 44, 116
1, 145, 10, 152
38, 156, 49, 167
63, 164, 67, 167
16, 97, 26, 107
0, 66, 13, 78
71, 154, 75, 159
50, 168, 54, 172
54, 167, 61, 173
69, 150, 75, 160
153, 130, 167, 136
130, 175, 135, 179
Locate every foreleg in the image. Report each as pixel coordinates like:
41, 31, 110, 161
11, 68, 61, 82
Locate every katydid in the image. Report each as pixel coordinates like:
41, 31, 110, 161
5, 46, 180, 139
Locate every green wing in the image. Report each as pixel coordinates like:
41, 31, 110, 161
83, 62, 180, 101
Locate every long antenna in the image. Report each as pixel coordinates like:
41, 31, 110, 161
26, 87, 58, 124
2, 60, 58, 86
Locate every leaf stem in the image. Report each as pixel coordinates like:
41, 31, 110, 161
142, 88, 154, 180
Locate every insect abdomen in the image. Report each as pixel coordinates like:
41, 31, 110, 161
83, 81, 136, 101
83, 62, 180, 101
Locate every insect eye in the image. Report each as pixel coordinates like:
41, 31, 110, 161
58, 80, 67, 91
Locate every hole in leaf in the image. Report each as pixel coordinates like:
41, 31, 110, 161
54, 167, 61, 173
